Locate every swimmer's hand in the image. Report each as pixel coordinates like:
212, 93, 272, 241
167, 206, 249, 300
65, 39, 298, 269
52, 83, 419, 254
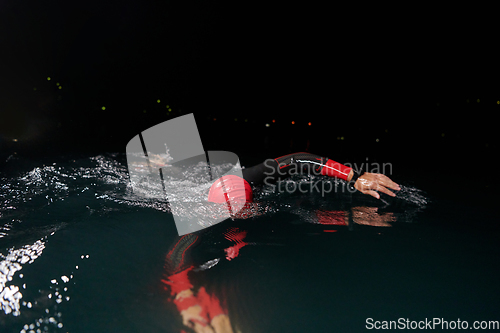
351, 172, 400, 199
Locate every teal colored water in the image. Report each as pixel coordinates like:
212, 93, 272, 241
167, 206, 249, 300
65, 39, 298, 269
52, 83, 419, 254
1, 153, 499, 333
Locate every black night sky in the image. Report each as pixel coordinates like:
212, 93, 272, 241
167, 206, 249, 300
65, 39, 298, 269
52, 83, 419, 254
1, 1, 499, 169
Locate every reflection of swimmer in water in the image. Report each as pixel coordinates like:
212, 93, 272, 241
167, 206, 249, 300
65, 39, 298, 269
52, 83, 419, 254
162, 152, 400, 333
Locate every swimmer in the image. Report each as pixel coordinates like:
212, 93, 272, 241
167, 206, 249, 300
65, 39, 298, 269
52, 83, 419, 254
162, 151, 399, 333
207, 151, 401, 205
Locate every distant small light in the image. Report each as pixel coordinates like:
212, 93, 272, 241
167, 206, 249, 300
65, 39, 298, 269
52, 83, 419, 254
234, 118, 238, 121
143, 110, 147, 113
291, 121, 295, 125
168, 108, 172, 112
33, 87, 37, 91
47, 77, 51, 81
56, 82, 60, 86
341, 136, 344, 140
497, 101, 499, 105
157, 99, 161, 103
101, 106, 106, 111
376, 138, 379, 142
466, 99, 469, 103
58, 86, 62, 89
265, 123, 270, 127
245, 118, 248, 122
213, 118, 216, 121
477, 98, 480, 103
308, 122, 312, 126
12, 138, 18, 142
272, 119, 276, 123
166, 105, 170, 108
441, 133, 445, 137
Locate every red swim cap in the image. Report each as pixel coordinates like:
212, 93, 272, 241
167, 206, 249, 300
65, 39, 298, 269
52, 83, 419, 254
207, 175, 253, 204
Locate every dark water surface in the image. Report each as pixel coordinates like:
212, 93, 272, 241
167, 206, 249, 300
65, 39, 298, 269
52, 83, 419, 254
1, 152, 499, 333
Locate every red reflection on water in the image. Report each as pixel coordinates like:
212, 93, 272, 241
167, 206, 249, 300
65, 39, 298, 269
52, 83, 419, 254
315, 210, 347, 226
224, 227, 248, 261
162, 234, 232, 332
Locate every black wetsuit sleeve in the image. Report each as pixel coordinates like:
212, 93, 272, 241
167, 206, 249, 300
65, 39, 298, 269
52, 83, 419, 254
242, 152, 328, 186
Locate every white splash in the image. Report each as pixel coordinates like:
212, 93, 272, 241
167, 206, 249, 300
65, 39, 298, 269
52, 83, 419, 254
0, 240, 45, 316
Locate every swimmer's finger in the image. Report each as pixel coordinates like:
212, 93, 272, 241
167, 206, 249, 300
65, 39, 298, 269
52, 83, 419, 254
378, 175, 401, 191
377, 185, 396, 197
364, 190, 380, 200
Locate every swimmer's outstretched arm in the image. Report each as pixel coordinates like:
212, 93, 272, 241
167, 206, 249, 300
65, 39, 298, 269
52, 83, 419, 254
242, 152, 400, 200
